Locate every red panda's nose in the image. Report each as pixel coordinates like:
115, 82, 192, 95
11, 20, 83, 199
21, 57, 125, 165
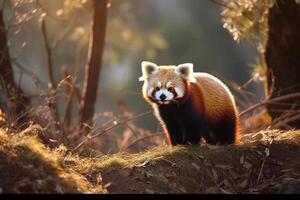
160, 94, 166, 101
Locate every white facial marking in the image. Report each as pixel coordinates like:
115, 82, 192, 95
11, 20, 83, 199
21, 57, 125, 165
174, 87, 184, 98
154, 89, 174, 102
166, 81, 172, 88
147, 85, 154, 97
157, 82, 162, 88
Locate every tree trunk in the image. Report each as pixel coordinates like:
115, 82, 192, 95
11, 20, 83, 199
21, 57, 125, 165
80, 0, 108, 132
0, 9, 29, 125
264, 0, 300, 128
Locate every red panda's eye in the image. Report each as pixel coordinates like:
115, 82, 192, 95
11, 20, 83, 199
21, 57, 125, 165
167, 87, 173, 92
155, 87, 160, 91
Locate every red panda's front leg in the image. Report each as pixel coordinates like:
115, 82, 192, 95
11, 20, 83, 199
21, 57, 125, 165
161, 119, 184, 145
157, 106, 184, 145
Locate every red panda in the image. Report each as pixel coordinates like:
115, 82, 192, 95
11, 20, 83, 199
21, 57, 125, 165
139, 61, 240, 145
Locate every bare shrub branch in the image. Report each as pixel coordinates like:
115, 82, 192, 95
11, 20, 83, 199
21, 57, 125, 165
73, 111, 152, 151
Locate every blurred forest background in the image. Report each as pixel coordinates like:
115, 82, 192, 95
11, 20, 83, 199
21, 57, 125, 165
2, 0, 299, 154
2, 0, 300, 194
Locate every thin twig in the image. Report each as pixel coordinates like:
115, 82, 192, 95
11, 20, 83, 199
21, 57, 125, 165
120, 132, 164, 152
257, 152, 267, 184
12, 58, 47, 87
239, 93, 300, 117
40, 16, 64, 138
40, 16, 56, 89
257, 141, 272, 185
73, 111, 153, 151
272, 113, 300, 129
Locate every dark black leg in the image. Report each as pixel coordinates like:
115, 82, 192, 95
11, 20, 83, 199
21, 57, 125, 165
203, 119, 236, 145
183, 125, 202, 145
158, 105, 185, 145
162, 119, 184, 145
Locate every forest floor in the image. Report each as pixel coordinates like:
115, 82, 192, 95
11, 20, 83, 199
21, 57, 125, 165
0, 124, 300, 194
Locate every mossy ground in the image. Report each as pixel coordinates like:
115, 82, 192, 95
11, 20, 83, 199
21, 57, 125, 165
0, 124, 299, 194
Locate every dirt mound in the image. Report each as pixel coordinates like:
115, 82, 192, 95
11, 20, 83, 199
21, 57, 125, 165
0, 125, 299, 194
0, 128, 106, 194
66, 130, 300, 194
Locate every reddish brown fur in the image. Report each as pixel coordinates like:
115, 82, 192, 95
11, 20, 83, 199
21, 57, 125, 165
142, 65, 240, 145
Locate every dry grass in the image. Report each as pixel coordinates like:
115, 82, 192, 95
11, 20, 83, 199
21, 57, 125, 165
0, 124, 300, 194
0, 127, 106, 194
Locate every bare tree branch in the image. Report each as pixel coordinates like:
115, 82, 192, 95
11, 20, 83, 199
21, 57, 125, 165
79, 0, 108, 133
120, 132, 164, 152
239, 93, 300, 117
0, 8, 29, 125
40, 16, 56, 89
62, 67, 74, 129
39, 15, 63, 138
73, 111, 152, 151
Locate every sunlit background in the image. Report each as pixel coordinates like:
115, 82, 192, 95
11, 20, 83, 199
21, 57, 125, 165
4, 0, 263, 153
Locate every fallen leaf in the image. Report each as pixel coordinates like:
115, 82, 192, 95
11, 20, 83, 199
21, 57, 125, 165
229, 169, 240, 179
248, 188, 260, 194
219, 187, 233, 194
179, 187, 187, 193
49, 139, 59, 143
275, 160, 283, 166
239, 179, 248, 188
280, 168, 293, 173
243, 161, 252, 169
118, 168, 132, 177
36, 179, 44, 187
205, 187, 219, 194
192, 162, 200, 171
252, 132, 263, 141
159, 175, 169, 185
134, 169, 147, 181
212, 169, 218, 180
144, 171, 153, 179
204, 159, 211, 167
135, 159, 150, 168
223, 179, 231, 187
104, 182, 112, 189
265, 148, 270, 157
240, 155, 244, 164
169, 182, 177, 188
55, 184, 64, 194
215, 164, 233, 170
145, 188, 155, 194
165, 171, 177, 178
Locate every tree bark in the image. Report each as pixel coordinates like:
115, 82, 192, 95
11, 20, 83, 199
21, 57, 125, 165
0, 9, 29, 125
80, 0, 108, 132
264, 0, 300, 128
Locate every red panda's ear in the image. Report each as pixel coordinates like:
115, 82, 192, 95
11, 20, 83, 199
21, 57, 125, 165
176, 63, 197, 83
139, 61, 158, 81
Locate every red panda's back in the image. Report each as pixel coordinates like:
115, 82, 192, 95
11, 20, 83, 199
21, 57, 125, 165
193, 72, 239, 142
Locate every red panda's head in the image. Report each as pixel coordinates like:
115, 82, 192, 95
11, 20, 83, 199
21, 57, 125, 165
139, 61, 197, 105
